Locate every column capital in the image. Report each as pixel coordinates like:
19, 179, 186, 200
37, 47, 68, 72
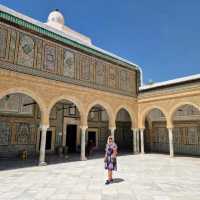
139, 128, 145, 131
40, 124, 49, 130
167, 127, 174, 130
80, 126, 88, 131
109, 127, 116, 131
131, 128, 138, 132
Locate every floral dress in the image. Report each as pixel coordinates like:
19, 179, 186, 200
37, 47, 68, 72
104, 143, 117, 171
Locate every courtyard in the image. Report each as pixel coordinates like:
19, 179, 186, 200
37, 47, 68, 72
0, 154, 200, 200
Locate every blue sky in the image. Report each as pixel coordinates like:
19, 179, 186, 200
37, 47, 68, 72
1, 0, 200, 83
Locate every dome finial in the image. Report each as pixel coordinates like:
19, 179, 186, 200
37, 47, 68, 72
47, 9, 65, 26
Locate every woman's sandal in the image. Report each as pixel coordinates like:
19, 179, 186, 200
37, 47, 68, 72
105, 179, 114, 185
105, 180, 111, 185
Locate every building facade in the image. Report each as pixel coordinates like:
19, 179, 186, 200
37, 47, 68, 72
0, 5, 200, 165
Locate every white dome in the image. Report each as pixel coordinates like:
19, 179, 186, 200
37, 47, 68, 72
45, 9, 92, 45
47, 9, 64, 26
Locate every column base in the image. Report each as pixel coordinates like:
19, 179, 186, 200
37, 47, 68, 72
38, 161, 47, 166
81, 156, 87, 161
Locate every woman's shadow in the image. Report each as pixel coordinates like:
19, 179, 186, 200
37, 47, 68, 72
112, 178, 125, 184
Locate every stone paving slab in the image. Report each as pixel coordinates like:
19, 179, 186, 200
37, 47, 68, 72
0, 154, 200, 200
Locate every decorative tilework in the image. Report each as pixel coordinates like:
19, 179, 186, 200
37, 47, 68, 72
20, 95, 33, 115
0, 122, 11, 145
0, 94, 20, 113
0, 11, 138, 72
0, 22, 137, 97
80, 54, 90, 81
128, 71, 136, 92
8, 30, 17, 62
0, 59, 136, 97
17, 34, 35, 67
120, 70, 128, 90
0, 94, 33, 115
109, 66, 117, 88
50, 106, 57, 120
96, 61, 106, 85
16, 123, 31, 144
57, 47, 62, 74
63, 50, 75, 78
36, 39, 43, 69
44, 45, 56, 72
0, 28, 7, 58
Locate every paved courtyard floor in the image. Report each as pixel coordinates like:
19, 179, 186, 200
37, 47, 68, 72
0, 154, 200, 200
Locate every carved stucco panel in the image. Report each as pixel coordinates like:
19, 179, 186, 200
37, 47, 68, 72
109, 65, 117, 88
44, 44, 56, 72
63, 50, 75, 78
120, 70, 128, 90
96, 60, 106, 85
79, 54, 91, 81
16, 123, 37, 144
0, 28, 7, 59
0, 122, 11, 145
17, 34, 35, 68
8, 30, 17, 62
36, 39, 43, 69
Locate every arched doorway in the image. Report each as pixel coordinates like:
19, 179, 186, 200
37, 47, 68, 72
115, 108, 132, 153
144, 108, 169, 154
171, 104, 200, 156
48, 99, 81, 156
87, 104, 110, 156
0, 93, 42, 159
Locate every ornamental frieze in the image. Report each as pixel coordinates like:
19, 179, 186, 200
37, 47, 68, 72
17, 33, 35, 68
0, 122, 11, 145
78, 53, 94, 82
0, 27, 7, 59
56, 46, 62, 75
63, 50, 75, 78
16, 123, 36, 145
35, 39, 43, 70
0, 22, 137, 97
109, 66, 117, 88
120, 70, 128, 90
44, 44, 56, 72
9, 30, 17, 63
95, 60, 106, 85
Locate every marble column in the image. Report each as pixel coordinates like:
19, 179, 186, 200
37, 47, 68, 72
110, 127, 116, 141
81, 126, 87, 161
168, 128, 174, 157
62, 120, 67, 147
39, 125, 49, 166
132, 128, 138, 154
136, 129, 140, 153
140, 128, 145, 154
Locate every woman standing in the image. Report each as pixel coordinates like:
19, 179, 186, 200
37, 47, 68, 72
104, 136, 117, 185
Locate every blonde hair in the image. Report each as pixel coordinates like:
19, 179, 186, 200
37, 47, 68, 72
107, 136, 113, 144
